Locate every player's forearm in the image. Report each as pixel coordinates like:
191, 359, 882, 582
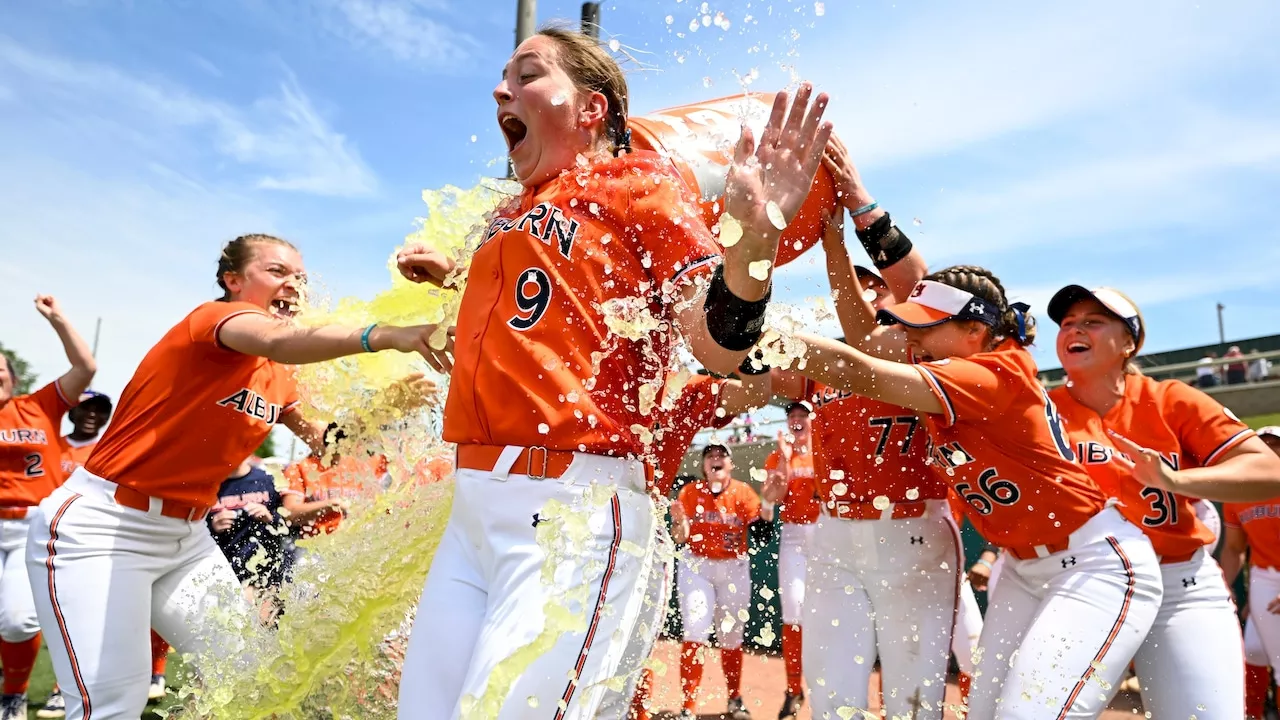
282, 500, 334, 525
1220, 550, 1244, 586
792, 332, 944, 415
880, 249, 928, 304
1171, 447, 1280, 501
823, 234, 875, 350
49, 315, 96, 396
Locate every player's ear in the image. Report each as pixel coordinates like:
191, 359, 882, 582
578, 90, 608, 129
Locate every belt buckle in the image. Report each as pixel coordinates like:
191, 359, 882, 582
527, 446, 549, 481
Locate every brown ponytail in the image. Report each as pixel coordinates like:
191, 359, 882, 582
925, 264, 1036, 348
216, 234, 297, 301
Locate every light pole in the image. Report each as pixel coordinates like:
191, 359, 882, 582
581, 2, 602, 39
1217, 303, 1226, 345
515, 0, 537, 48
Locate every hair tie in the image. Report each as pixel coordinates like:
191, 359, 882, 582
616, 126, 633, 156
1011, 302, 1031, 343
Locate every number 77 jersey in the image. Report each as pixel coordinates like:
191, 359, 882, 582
914, 341, 1107, 551
1049, 374, 1253, 561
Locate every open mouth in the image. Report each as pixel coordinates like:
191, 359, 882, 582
499, 112, 528, 153
1066, 341, 1091, 355
710, 463, 724, 472
271, 298, 299, 318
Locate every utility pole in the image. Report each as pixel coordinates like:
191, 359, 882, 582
515, 0, 537, 48
581, 2, 602, 38
1217, 303, 1226, 345
91, 317, 102, 356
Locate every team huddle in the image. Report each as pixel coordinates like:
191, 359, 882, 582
5, 24, 1280, 720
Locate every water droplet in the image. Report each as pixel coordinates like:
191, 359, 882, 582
718, 213, 743, 247
608, 38, 620, 52
748, 260, 772, 281
701, 14, 711, 27
702, 76, 712, 88
550, 93, 567, 106
688, 18, 699, 31
665, 15, 674, 24
470, 134, 477, 142
527, 696, 540, 708
906, 487, 920, 500
814, 2, 826, 16
873, 495, 891, 510
537, 423, 550, 435
765, 200, 788, 230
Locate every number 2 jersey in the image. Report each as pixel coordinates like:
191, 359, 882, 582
443, 151, 721, 458
0, 381, 72, 506
914, 340, 1106, 550
1051, 374, 1253, 561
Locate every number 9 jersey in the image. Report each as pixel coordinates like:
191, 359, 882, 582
1050, 374, 1253, 561
914, 340, 1107, 553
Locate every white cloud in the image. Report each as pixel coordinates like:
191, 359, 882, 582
322, 0, 478, 67
0, 36, 377, 197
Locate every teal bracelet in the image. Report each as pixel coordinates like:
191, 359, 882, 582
851, 201, 879, 217
360, 324, 377, 353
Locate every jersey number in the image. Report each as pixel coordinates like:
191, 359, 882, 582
868, 416, 919, 457
1040, 387, 1076, 462
23, 454, 44, 478
507, 268, 552, 331
954, 468, 1021, 516
1140, 488, 1180, 527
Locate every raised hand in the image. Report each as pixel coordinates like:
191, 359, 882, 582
1108, 431, 1182, 492
396, 244, 454, 287
380, 325, 456, 374
723, 83, 833, 257
34, 294, 63, 321
822, 133, 875, 213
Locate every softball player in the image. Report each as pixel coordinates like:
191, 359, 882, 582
791, 267, 1164, 719
1047, 285, 1280, 718
0, 296, 95, 720
25, 233, 445, 720
393, 26, 832, 719
762, 402, 818, 717
1222, 427, 1280, 719
671, 444, 766, 720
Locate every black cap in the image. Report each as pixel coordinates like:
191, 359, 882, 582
76, 390, 112, 412
784, 401, 812, 416
1047, 285, 1144, 350
701, 443, 732, 458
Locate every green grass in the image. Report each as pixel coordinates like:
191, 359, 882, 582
1245, 413, 1280, 429
23, 645, 185, 720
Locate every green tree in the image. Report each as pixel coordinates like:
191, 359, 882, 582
0, 342, 36, 395
255, 431, 277, 459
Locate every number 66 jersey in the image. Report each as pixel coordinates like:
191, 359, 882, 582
1050, 374, 1254, 562
914, 340, 1108, 552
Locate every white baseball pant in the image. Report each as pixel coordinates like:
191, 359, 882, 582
968, 506, 1162, 720
1249, 567, 1280, 687
1128, 549, 1243, 718
953, 579, 983, 677
1245, 614, 1269, 668
678, 554, 751, 649
26, 469, 249, 720
778, 522, 814, 626
0, 516, 40, 643
803, 500, 962, 720
398, 451, 667, 720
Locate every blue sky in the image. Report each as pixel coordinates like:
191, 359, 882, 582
3, 0, 1279, 447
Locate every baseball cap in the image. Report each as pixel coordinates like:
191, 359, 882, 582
1257, 426, 1280, 440
1047, 285, 1145, 351
853, 264, 881, 282
701, 443, 732, 458
877, 280, 1003, 329
76, 390, 112, 411
784, 401, 812, 416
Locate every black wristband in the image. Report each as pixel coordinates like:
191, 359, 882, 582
855, 212, 914, 270
737, 349, 770, 376
705, 265, 770, 352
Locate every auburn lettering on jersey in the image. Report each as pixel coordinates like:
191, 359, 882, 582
1225, 502, 1280, 570
58, 436, 97, 477
86, 301, 300, 508
650, 374, 732, 497
0, 381, 72, 506
1052, 375, 1251, 561
764, 449, 820, 524
803, 379, 944, 509
914, 341, 1106, 552
678, 478, 761, 560
444, 151, 721, 459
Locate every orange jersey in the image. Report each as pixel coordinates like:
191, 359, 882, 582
443, 151, 720, 458
285, 454, 390, 536
915, 341, 1106, 549
804, 379, 944, 507
58, 436, 97, 477
1225, 501, 1280, 570
86, 302, 300, 507
678, 478, 761, 560
0, 381, 72, 506
1052, 375, 1251, 560
764, 449, 819, 524
650, 374, 732, 496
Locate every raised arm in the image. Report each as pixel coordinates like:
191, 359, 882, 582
791, 332, 944, 415
35, 295, 97, 400
818, 210, 908, 360
396, 244, 458, 289
679, 85, 833, 375
218, 312, 455, 372
1110, 434, 1280, 502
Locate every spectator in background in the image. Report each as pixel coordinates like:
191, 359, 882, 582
1197, 352, 1221, 388
208, 456, 296, 623
1249, 349, 1272, 383
1226, 346, 1249, 385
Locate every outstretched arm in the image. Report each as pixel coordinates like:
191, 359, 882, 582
219, 312, 455, 372
1111, 433, 1280, 502
35, 295, 97, 400
792, 332, 944, 415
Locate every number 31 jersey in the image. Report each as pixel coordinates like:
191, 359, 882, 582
444, 151, 720, 457
915, 341, 1106, 550
1051, 374, 1252, 560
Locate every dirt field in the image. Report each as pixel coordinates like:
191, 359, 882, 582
641, 640, 1146, 719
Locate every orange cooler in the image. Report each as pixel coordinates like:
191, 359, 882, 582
629, 93, 839, 267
